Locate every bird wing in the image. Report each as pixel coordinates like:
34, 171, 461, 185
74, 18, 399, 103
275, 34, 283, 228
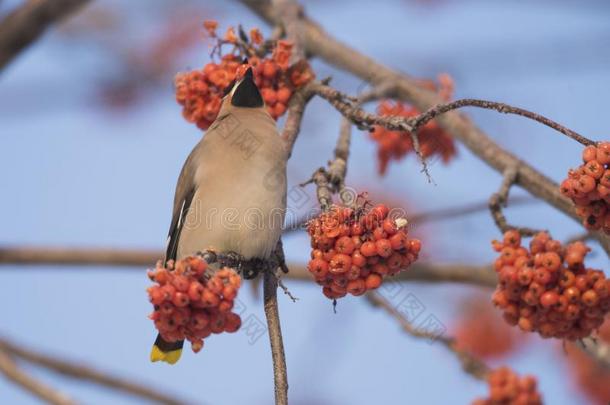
164, 113, 231, 262
164, 146, 199, 263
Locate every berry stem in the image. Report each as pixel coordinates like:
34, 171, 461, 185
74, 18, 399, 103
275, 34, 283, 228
489, 166, 541, 236
263, 270, 289, 405
410, 98, 596, 147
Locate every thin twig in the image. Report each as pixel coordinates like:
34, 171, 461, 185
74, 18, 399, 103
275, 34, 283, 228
0, 0, 90, 72
410, 98, 595, 147
276, 272, 298, 302
329, 117, 351, 192
366, 291, 490, 380
263, 271, 289, 405
300, 168, 333, 210
0, 348, 76, 405
489, 166, 541, 236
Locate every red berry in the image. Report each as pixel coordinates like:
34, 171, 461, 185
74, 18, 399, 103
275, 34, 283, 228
540, 291, 559, 308
335, 236, 355, 255
375, 239, 393, 258
389, 232, 407, 250
360, 241, 377, 257
329, 253, 352, 274
365, 273, 382, 290
308, 258, 329, 277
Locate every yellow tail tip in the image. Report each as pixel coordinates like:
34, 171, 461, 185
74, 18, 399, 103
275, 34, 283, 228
150, 345, 182, 365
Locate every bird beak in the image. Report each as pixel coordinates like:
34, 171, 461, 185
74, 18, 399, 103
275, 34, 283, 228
230, 67, 264, 108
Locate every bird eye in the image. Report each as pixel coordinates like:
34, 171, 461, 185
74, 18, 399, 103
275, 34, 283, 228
222, 79, 236, 97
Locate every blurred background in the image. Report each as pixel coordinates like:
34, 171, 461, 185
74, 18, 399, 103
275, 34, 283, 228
1, 0, 610, 404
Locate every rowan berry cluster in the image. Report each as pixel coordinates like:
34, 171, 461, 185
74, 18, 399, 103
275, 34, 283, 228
306, 203, 421, 299
472, 367, 542, 405
147, 256, 242, 353
492, 230, 610, 340
560, 142, 610, 234
175, 21, 314, 130
454, 295, 524, 359
369, 74, 457, 175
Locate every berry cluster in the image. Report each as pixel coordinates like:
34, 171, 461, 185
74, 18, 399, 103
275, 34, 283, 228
492, 230, 610, 340
369, 74, 457, 175
147, 256, 242, 353
560, 142, 610, 234
453, 294, 524, 360
175, 21, 314, 130
306, 203, 421, 299
472, 367, 542, 405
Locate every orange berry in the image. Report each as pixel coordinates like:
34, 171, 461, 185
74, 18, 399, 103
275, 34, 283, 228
276, 87, 292, 103
346, 279, 366, 296
335, 236, 355, 255
365, 273, 382, 290
262, 61, 278, 79
360, 241, 377, 257
375, 239, 393, 258
581, 289, 599, 307
329, 253, 352, 274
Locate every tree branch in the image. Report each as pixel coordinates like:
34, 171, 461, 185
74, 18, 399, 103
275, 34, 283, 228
0, 0, 90, 72
271, 0, 305, 62
0, 245, 159, 267
238, 0, 610, 256
0, 245, 497, 287
280, 85, 313, 157
0, 348, 75, 405
263, 271, 288, 405
0, 338, 187, 405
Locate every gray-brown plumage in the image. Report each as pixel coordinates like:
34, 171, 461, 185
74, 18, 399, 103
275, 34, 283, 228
151, 67, 287, 364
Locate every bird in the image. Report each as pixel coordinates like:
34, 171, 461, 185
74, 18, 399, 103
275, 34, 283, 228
150, 66, 288, 364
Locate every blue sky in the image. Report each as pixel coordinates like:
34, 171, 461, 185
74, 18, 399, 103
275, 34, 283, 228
1, 0, 609, 404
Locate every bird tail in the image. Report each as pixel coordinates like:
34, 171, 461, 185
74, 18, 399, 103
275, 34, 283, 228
150, 334, 184, 365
